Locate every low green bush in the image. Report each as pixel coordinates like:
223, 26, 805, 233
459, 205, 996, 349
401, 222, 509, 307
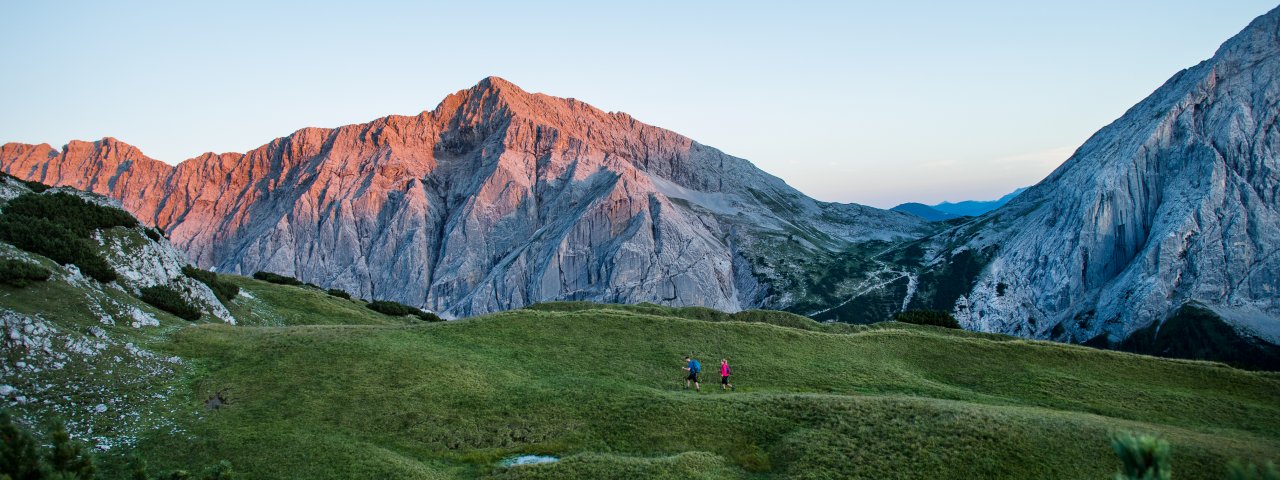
366, 300, 442, 322
0, 192, 133, 282
1111, 432, 1171, 480
0, 215, 116, 282
893, 309, 961, 329
252, 271, 304, 286
0, 410, 95, 480
139, 284, 202, 321
145, 227, 165, 242
2, 191, 137, 236
183, 265, 240, 304
0, 410, 232, 480
326, 288, 351, 300
0, 258, 51, 287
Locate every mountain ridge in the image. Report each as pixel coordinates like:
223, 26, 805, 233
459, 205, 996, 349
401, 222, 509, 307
0, 76, 928, 317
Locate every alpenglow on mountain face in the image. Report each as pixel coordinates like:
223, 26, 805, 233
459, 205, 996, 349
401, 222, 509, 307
0, 77, 927, 317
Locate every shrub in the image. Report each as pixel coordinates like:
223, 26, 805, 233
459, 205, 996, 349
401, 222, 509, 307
2, 412, 233, 480
0, 192, 133, 283
366, 300, 442, 322
252, 271, 304, 286
2, 192, 137, 236
140, 284, 202, 321
0, 410, 44, 479
326, 288, 351, 300
0, 258, 51, 287
1111, 432, 1171, 480
893, 309, 961, 329
0, 411, 95, 480
182, 265, 240, 303
144, 227, 165, 242
0, 215, 117, 282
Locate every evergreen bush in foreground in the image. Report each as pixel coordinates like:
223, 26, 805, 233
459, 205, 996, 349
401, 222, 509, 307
0, 411, 95, 480
1112, 432, 1172, 480
0, 411, 234, 480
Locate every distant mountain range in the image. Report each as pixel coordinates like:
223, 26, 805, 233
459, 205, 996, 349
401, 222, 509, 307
3, 6, 1278, 366
891, 187, 1028, 221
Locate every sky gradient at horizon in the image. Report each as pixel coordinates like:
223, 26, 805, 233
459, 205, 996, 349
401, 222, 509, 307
1, 1, 1275, 208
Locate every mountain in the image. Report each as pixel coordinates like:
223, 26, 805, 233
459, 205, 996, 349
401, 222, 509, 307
901, 7, 1280, 362
930, 187, 1028, 217
890, 202, 965, 221
0, 77, 927, 317
892, 188, 1027, 221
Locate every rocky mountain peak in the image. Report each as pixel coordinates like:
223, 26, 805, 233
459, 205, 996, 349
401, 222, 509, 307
0, 76, 925, 317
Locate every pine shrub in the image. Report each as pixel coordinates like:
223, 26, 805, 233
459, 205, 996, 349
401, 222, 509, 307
252, 271, 303, 286
0, 258, 51, 287
0, 192, 132, 282
139, 284, 202, 321
1111, 432, 1171, 480
0, 411, 95, 480
366, 300, 442, 322
182, 265, 239, 303
326, 288, 351, 300
0, 411, 43, 480
2, 192, 136, 236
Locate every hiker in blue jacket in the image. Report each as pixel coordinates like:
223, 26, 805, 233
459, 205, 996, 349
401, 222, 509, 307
683, 355, 702, 391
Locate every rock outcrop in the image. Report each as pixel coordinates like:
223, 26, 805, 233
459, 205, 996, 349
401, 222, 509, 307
0, 78, 927, 317
930, 7, 1280, 345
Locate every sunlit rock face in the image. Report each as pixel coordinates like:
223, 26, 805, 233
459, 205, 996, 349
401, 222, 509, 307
941, 7, 1280, 344
0, 77, 926, 317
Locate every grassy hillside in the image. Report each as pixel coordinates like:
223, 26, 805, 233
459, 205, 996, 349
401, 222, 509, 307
0, 187, 1276, 478
99, 304, 1276, 479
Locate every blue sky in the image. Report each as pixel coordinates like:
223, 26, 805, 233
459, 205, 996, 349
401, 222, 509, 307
1, 1, 1274, 207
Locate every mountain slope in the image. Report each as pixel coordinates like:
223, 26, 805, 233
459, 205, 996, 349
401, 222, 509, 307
0, 77, 927, 317
913, 8, 1280, 354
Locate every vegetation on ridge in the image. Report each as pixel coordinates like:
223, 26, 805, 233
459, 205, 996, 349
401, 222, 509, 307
0, 192, 135, 282
183, 265, 240, 304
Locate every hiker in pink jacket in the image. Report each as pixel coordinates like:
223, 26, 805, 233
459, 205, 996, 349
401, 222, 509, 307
720, 359, 735, 391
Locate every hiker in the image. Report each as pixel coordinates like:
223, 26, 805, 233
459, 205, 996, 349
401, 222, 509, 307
720, 358, 734, 391
683, 355, 701, 391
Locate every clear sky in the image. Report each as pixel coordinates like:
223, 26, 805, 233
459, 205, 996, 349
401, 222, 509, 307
1, 1, 1275, 208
